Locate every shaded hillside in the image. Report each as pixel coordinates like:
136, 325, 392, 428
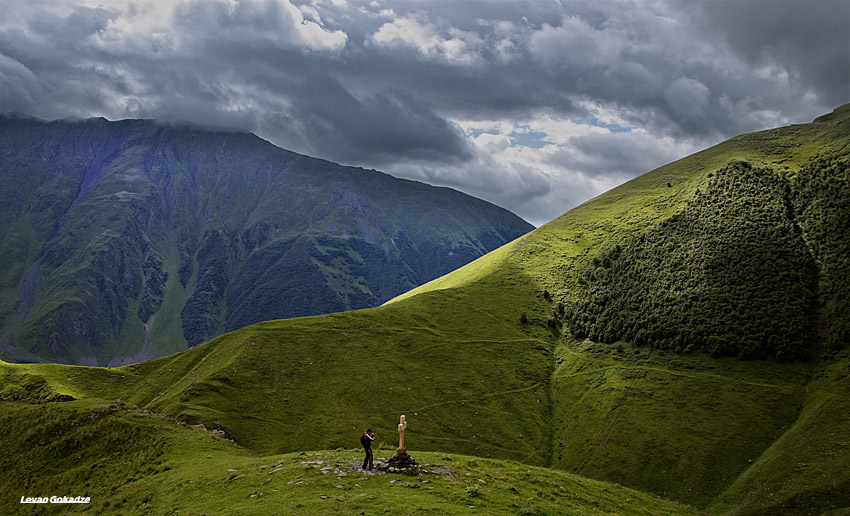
1, 105, 848, 515
0, 115, 532, 365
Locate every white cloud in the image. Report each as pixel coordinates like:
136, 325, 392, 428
371, 13, 482, 65
278, 0, 348, 50
67, 0, 349, 52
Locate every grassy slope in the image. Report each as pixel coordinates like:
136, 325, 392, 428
1, 106, 849, 514
391, 106, 849, 511
708, 347, 850, 516
394, 106, 850, 304
389, 106, 850, 512
0, 400, 699, 516
550, 338, 813, 507
386, 108, 850, 512
0, 274, 557, 464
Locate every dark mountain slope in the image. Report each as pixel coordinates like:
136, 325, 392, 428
0, 115, 532, 365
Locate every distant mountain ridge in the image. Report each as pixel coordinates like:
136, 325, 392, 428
0, 115, 532, 365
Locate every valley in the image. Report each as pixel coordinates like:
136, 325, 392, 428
1, 105, 849, 515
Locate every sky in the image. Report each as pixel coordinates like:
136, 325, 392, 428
1, 0, 848, 225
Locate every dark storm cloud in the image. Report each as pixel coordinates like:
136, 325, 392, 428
696, 0, 850, 105
0, 6, 121, 116
0, 0, 847, 225
286, 71, 472, 163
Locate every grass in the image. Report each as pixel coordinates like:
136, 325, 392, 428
550, 336, 814, 507
0, 398, 701, 516
1, 282, 556, 463
707, 348, 850, 516
1, 105, 849, 515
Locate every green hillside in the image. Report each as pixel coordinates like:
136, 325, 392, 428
0, 399, 699, 516
0, 115, 532, 366
2, 105, 849, 514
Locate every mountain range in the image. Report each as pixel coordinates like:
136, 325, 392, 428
0, 115, 532, 366
1, 104, 848, 515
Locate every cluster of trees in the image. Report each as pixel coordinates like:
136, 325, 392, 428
566, 161, 820, 361
790, 156, 850, 356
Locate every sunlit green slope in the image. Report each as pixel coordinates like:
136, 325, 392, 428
1, 105, 848, 515
392, 104, 850, 305
1, 285, 556, 462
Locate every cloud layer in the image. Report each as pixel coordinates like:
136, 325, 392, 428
2, 0, 847, 225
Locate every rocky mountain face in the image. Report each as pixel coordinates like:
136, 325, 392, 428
0, 115, 532, 365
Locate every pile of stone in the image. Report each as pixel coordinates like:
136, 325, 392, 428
378, 451, 419, 474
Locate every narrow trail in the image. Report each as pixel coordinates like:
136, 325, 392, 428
377, 383, 543, 417
556, 345, 796, 390
557, 362, 794, 391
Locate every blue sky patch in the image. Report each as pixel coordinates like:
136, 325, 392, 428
510, 130, 548, 148
574, 118, 633, 134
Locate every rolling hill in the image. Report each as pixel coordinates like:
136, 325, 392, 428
1, 104, 848, 515
0, 115, 532, 366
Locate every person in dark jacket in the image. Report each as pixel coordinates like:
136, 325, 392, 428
360, 429, 375, 470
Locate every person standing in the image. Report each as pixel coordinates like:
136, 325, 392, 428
360, 429, 375, 470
